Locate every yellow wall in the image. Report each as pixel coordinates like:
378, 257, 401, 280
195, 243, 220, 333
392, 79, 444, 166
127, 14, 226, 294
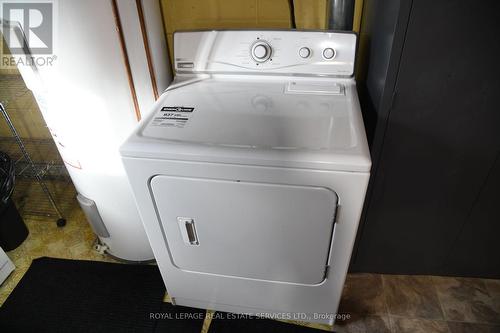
0, 79, 52, 139
160, 0, 329, 60
352, 0, 363, 33
0, 35, 52, 139
0, 37, 19, 76
294, 0, 329, 29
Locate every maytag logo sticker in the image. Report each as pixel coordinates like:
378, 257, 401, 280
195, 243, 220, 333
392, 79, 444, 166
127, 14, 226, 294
161, 106, 195, 113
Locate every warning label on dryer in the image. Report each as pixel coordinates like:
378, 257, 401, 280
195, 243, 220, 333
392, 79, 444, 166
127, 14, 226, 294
151, 106, 195, 128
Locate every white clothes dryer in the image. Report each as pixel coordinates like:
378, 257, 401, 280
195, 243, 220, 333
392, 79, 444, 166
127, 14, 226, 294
121, 30, 371, 325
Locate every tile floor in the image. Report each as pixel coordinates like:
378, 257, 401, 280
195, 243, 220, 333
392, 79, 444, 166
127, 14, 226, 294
336, 274, 500, 333
0, 180, 499, 333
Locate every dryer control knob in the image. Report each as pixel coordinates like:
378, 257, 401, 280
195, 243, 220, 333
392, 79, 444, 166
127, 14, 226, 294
299, 47, 311, 58
251, 41, 272, 62
323, 47, 336, 60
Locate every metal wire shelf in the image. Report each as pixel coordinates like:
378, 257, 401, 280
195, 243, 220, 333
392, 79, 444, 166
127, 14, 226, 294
0, 137, 69, 181
0, 75, 68, 226
12, 178, 76, 219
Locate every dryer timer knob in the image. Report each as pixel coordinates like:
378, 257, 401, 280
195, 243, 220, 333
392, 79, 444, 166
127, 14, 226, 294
251, 41, 272, 62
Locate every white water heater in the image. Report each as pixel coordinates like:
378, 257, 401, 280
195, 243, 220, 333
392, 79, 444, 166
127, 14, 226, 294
0, 0, 171, 261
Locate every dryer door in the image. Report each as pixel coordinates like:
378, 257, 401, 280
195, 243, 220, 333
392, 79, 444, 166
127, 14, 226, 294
150, 175, 338, 285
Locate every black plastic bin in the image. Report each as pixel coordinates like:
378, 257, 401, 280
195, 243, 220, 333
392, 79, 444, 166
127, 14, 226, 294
0, 151, 28, 251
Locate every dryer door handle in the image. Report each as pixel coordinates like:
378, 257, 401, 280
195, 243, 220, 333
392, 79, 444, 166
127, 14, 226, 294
178, 217, 199, 246
185, 220, 199, 245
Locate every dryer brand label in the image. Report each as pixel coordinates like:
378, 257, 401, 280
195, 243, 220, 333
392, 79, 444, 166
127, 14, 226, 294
161, 106, 194, 113
151, 106, 195, 128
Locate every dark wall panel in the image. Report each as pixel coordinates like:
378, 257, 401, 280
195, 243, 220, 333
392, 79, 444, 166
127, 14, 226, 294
353, 0, 500, 277
443, 153, 500, 278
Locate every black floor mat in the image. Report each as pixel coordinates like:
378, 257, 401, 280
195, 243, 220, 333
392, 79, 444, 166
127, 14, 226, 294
208, 312, 324, 333
0, 257, 202, 333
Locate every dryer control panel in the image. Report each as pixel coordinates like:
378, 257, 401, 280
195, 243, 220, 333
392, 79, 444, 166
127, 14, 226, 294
174, 30, 356, 77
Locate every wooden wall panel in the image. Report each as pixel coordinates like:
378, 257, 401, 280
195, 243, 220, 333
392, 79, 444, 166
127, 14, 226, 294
160, 0, 328, 60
